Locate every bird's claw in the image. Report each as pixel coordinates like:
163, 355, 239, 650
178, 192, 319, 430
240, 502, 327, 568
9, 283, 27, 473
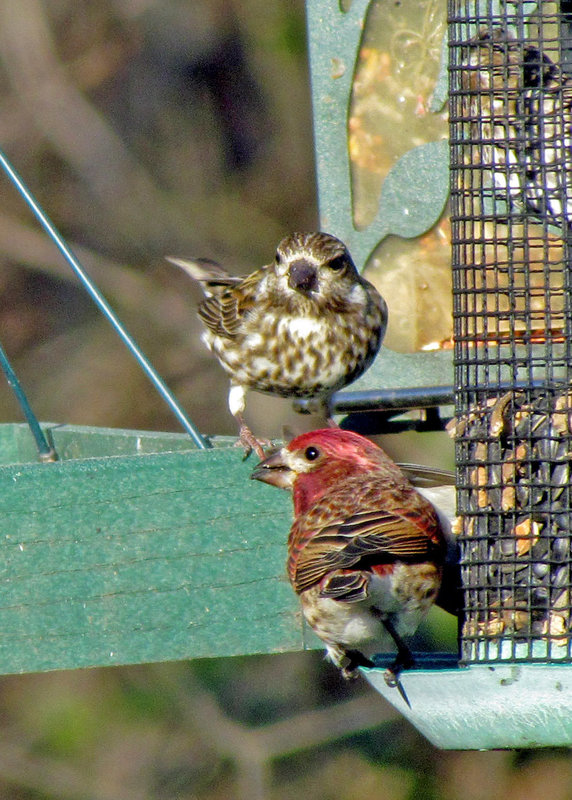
383, 668, 412, 708
383, 651, 414, 708
383, 667, 399, 688
339, 649, 374, 680
340, 666, 360, 680
236, 425, 271, 460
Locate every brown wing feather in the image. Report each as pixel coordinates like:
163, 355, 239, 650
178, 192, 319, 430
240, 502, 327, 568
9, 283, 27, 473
166, 257, 243, 291
289, 478, 444, 595
399, 464, 456, 488
318, 570, 370, 602
198, 267, 267, 338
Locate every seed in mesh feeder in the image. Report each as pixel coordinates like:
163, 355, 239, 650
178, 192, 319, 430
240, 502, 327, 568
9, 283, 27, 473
168, 233, 387, 458
450, 392, 572, 646
460, 29, 572, 227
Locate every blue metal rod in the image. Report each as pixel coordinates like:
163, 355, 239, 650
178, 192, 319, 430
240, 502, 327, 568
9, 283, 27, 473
0, 148, 209, 450
0, 341, 56, 461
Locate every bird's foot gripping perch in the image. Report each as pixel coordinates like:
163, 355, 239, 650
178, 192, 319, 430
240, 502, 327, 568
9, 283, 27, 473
381, 618, 415, 707
235, 417, 271, 460
338, 647, 413, 709
339, 649, 375, 680
383, 650, 415, 687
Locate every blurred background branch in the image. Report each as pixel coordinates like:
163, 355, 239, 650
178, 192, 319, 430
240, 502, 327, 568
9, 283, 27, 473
0, 0, 316, 437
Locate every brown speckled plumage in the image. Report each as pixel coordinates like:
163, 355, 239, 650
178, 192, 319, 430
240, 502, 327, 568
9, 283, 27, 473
168, 233, 387, 456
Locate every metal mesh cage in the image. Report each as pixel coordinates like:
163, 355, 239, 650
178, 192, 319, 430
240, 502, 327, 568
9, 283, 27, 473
449, 1, 572, 663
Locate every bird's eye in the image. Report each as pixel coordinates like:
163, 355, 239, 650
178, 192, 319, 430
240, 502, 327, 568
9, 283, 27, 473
327, 255, 346, 271
275, 249, 283, 264
304, 446, 320, 461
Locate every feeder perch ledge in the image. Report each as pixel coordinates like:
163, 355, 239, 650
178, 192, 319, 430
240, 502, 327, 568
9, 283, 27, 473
364, 656, 572, 749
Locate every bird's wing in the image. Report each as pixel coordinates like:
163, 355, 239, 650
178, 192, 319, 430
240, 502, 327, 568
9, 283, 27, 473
197, 267, 265, 338
291, 490, 444, 595
397, 470, 461, 617
166, 255, 249, 337
317, 570, 370, 603
398, 463, 455, 488
166, 256, 243, 291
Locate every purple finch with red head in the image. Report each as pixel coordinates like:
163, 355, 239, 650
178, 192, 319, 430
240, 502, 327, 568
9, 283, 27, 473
251, 428, 449, 687
168, 233, 387, 457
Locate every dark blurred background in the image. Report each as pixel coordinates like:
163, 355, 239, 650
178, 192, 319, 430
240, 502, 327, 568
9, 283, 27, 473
0, 0, 317, 438
0, 1, 569, 798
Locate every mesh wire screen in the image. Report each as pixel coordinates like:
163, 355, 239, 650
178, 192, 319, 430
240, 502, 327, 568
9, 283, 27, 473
449, 1, 572, 662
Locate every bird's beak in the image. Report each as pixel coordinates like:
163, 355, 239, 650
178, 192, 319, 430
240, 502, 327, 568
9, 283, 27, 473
250, 449, 294, 489
288, 260, 318, 294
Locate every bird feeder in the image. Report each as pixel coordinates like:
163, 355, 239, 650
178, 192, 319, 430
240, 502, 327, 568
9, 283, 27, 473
366, 0, 572, 748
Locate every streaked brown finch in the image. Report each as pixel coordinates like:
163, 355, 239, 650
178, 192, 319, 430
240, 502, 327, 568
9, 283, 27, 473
168, 232, 387, 457
251, 428, 448, 691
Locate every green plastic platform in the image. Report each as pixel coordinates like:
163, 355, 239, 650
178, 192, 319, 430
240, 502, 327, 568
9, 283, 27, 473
364, 658, 572, 749
0, 423, 304, 674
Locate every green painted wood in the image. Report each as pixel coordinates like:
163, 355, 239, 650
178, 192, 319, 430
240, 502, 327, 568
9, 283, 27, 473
0, 423, 313, 675
0, 423, 202, 465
